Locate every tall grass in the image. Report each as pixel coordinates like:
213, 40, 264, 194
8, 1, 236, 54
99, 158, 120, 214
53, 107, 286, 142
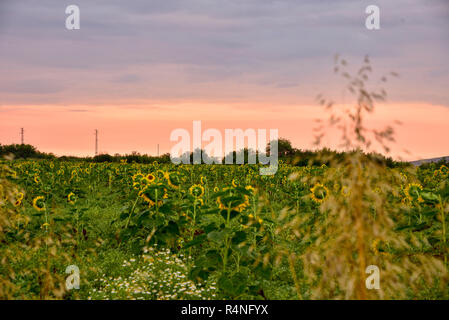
278, 56, 448, 299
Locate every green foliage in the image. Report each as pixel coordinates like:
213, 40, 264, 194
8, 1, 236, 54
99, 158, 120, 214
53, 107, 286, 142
1, 157, 448, 299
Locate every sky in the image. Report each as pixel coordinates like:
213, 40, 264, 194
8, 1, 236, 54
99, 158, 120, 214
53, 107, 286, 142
0, 0, 448, 160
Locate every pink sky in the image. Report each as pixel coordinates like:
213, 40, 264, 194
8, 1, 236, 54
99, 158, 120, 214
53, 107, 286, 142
1, 101, 448, 161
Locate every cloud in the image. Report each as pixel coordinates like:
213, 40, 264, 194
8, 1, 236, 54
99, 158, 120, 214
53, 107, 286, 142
0, 79, 66, 94
113, 74, 141, 83
0, 0, 447, 106
68, 109, 89, 112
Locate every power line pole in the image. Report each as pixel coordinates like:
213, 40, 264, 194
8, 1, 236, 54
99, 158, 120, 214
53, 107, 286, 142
20, 128, 24, 144
157, 144, 159, 157
95, 129, 98, 156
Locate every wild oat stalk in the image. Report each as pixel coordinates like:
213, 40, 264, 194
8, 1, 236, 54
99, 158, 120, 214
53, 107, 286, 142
280, 56, 447, 299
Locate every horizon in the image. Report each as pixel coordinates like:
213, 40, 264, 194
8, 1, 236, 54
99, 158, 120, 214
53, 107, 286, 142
2, 140, 447, 164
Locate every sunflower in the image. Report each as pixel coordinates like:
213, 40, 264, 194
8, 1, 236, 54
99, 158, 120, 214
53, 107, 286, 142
140, 177, 153, 189
213, 186, 220, 192
33, 175, 41, 184
67, 192, 77, 205
189, 184, 205, 198
440, 165, 449, 177
216, 188, 249, 212
310, 183, 329, 203
194, 198, 204, 207
231, 179, 240, 188
9, 170, 17, 178
156, 170, 166, 180
245, 185, 256, 195
139, 183, 167, 207
165, 171, 181, 189
132, 172, 144, 183
200, 176, 206, 185
14, 192, 24, 207
146, 173, 156, 183
132, 182, 141, 190
405, 183, 423, 202
399, 172, 407, 182
32, 196, 45, 211
371, 238, 390, 256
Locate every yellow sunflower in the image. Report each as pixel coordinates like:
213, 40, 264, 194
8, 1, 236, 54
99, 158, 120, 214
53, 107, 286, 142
146, 173, 156, 183
371, 238, 390, 256
132, 182, 141, 190
310, 183, 329, 203
14, 192, 24, 207
132, 172, 144, 182
440, 165, 448, 177
165, 171, 181, 189
67, 192, 77, 205
32, 196, 45, 211
140, 177, 153, 189
404, 183, 423, 202
216, 191, 249, 212
189, 184, 205, 198
245, 185, 256, 194
139, 183, 167, 207
194, 198, 204, 207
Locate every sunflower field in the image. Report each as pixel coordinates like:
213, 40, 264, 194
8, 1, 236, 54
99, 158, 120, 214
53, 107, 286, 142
1, 157, 449, 300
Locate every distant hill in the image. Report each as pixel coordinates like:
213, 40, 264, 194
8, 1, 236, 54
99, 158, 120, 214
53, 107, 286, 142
410, 156, 449, 166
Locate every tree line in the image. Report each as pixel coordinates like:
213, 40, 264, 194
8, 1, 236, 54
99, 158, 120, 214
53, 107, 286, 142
0, 139, 411, 168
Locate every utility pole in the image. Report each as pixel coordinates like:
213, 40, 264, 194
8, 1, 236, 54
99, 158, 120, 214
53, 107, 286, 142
20, 128, 24, 144
95, 129, 98, 156
157, 144, 159, 157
